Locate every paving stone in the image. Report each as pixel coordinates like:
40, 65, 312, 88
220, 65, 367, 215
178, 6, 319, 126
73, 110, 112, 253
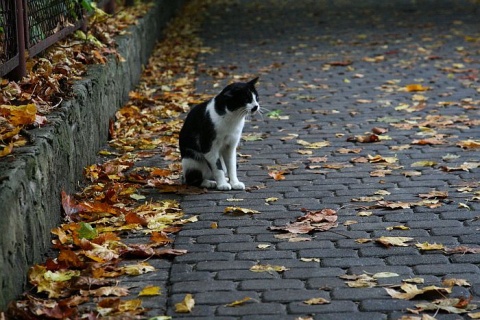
216, 303, 286, 316
240, 279, 305, 291
171, 280, 238, 294
288, 300, 358, 314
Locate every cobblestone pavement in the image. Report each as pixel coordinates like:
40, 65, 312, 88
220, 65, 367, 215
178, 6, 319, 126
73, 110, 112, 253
155, 1, 480, 319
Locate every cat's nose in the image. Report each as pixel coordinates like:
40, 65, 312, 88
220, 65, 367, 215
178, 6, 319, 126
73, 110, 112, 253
251, 105, 259, 113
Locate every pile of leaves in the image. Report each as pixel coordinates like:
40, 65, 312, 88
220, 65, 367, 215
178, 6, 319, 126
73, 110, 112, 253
6, 0, 209, 318
0, 2, 153, 157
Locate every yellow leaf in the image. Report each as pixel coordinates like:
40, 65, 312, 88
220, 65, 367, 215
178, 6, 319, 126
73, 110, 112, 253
386, 225, 410, 231
0, 143, 13, 158
405, 84, 430, 92
225, 297, 253, 307
224, 206, 260, 215
303, 297, 330, 305
457, 140, 480, 149
300, 258, 320, 263
119, 299, 142, 312
250, 264, 289, 273
175, 294, 195, 313
376, 236, 413, 247
265, 197, 279, 203
355, 238, 373, 243
139, 285, 162, 296
415, 242, 444, 251
468, 312, 480, 319
0, 103, 37, 125
411, 161, 437, 167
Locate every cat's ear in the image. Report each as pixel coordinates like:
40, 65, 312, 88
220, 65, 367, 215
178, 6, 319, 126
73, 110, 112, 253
248, 77, 259, 86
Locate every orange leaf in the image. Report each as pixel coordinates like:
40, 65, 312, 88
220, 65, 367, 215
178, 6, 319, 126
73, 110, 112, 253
268, 170, 286, 181
405, 84, 430, 92
0, 143, 13, 157
150, 231, 173, 245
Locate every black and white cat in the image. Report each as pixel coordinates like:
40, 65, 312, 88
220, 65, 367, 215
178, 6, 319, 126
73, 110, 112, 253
179, 77, 260, 190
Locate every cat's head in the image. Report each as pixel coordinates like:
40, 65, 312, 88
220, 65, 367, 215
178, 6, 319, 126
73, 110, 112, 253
215, 77, 260, 115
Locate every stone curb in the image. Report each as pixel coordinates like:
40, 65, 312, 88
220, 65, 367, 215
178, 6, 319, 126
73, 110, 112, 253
0, 0, 185, 310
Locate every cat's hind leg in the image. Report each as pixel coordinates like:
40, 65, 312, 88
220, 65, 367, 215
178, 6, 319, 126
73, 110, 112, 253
182, 158, 216, 188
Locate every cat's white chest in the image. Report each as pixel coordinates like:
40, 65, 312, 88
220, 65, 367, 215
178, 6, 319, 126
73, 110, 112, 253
215, 117, 244, 144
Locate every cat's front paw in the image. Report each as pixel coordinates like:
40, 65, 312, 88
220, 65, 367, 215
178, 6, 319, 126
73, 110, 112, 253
217, 183, 232, 191
230, 181, 245, 190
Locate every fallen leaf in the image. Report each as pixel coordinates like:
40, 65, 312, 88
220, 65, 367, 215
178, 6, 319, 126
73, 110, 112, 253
418, 190, 448, 199
405, 84, 430, 92
224, 206, 260, 215
385, 283, 451, 300
138, 285, 161, 296
373, 272, 399, 279
268, 170, 286, 181
175, 294, 195, 313
225, 297, 253, 307
297, 139, 330, 149
386, 225, 410, 231
376, 236, 413, 247
415, 297, 477, 314
347, 134, 380, 143
442, 278, 471, 287
415, 242, 445, 251
303, 297, 330, 305
444, 245, 480, 254
411, 161, 437, 167
250, 264, 289, 273
457, 140, 480, 149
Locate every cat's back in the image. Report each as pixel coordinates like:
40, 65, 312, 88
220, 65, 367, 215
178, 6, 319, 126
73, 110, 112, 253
179, 100, 216, 152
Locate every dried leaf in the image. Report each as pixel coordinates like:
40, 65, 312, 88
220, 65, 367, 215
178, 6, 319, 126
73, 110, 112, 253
175, 294, 195, 313
225, 297, 253, 307
303, 297, 330, 305
415, 242, 445, 251
224, 206, 260, 215
347, 134, 380, 143
385, 283, 451, 300
457, 140, 480, 149
411, 161, 437, 167
138, 285, 161, 296
250, 264, 289, 273
442, 278, 471, 287
376, 236, 413, 247
405, 84, 430, 92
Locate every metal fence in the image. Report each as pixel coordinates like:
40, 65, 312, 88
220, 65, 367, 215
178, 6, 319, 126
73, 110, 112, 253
0, 0, 114, 80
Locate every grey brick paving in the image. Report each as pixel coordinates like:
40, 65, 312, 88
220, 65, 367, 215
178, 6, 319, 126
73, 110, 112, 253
116, 0, 480, 318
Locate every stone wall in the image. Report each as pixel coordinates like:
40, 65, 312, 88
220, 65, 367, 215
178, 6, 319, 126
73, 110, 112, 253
0, 0, 185, 310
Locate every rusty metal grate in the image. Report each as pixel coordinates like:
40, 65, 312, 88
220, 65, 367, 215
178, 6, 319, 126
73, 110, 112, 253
0, 0, 18, 64
26, 0, 83, 49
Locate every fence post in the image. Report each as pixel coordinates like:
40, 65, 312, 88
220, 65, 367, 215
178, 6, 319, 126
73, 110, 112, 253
8, 0, 26, 81
104, 0, 115, 14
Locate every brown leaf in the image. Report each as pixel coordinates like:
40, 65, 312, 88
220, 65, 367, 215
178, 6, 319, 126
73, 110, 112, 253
347, 134, 380, 143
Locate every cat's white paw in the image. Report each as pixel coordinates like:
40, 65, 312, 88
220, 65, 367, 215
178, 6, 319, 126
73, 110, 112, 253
217, 183, 232, 191
230, 181, 245, 190
201, 180, 217, 189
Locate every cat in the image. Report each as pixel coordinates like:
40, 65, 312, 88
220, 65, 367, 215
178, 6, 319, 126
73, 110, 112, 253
179, 77, 260, 190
